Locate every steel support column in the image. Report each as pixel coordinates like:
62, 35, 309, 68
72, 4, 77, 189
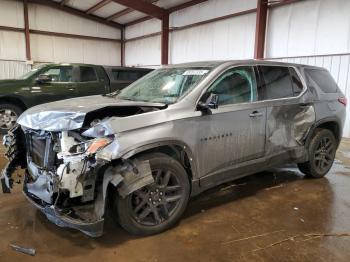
23, 0, 31, 61
161, 13, 169, 65
254, 0, 268, 59
121, 26, 125, 66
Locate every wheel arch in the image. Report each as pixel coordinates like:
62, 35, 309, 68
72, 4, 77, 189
121, 141, 198, 183
306, 117, 342, 147
0, 96, 28, 111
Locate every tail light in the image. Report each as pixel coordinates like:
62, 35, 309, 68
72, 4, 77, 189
338, 97, 347, 106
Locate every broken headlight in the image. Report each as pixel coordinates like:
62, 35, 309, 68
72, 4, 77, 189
86, 137, 113, 154
63, 136, 113, 157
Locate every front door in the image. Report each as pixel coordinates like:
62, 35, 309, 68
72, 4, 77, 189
29, 65, 77, 104
196, 66, 266, 183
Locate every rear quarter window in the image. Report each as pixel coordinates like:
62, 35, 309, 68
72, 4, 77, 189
305, 68, 338, 93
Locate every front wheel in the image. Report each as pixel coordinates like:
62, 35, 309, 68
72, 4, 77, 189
114, 153, 190, 236
298, 129, 337, 178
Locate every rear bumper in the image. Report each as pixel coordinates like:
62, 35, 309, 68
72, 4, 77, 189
23, 186, 104, 238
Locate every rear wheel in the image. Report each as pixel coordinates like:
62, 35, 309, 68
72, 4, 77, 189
114, 153, 190, 236
0, 103, 23, 134
298, 129, 337, 178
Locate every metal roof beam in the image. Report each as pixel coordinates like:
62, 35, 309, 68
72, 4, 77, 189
107, 8, 133, 21
168, 0, 208, 13
110, 0, 166, 19
107, 0, 158, 21
28, 0, 123, 29
86, 0, 112, 14
125, 0, 208, 26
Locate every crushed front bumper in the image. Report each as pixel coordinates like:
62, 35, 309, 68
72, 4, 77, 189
23, 182, 104, 237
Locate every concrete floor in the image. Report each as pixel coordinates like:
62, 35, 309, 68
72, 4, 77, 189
1, 141, 350, 261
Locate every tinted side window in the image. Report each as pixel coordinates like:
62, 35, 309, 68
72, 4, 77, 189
305, 68, 338, 93
112, 70, 141, 81
111, 70, 119, 80
289, 67, 304, 95
207, 67, 257, 106
80, 67, 97, 82
139, 70, 151, 78
258, 66, 293, 100
41, 66, 73, 82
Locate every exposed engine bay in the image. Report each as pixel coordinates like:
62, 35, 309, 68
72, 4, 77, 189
1, 122, 155, 237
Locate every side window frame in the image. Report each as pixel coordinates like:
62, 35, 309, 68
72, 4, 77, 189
289, 67, 304, 96
78, 66, 99, 83
200, 66, 258, 107
256, 65, 301, 101
40, 65, 74, 83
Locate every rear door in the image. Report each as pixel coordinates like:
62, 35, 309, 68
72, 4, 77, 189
29, 65, 76, 104
75, 66, 106, 97
197, 66, 266, 185
257, 65, 315, 156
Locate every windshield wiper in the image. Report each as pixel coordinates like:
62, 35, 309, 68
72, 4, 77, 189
103, 90, 120, 97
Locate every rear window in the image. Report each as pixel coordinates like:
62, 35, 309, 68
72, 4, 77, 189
258, 66, 294, 100
112, 70, 149, 81
305, 68, 338, 93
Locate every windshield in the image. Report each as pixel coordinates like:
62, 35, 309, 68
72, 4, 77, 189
17, 64, 47, 79
116, 67, 211, 104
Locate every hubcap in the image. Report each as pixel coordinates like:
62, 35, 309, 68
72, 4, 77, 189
314, 136, 335, 173
0, 109, 18, 130
129, 169, 183, 226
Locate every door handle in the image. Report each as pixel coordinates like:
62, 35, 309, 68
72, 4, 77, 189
67, 85, 76, 91
249, 111, 263, 118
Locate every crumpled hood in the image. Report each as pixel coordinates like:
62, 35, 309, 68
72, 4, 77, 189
17, 95, 166, 131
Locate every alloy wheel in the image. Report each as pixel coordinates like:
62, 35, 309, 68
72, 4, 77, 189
129, 169, 184, 226
313, 136, 335, 173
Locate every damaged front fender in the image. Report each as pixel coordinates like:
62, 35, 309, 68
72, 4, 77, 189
23, 156, 153, 237
103, 159, 153, 199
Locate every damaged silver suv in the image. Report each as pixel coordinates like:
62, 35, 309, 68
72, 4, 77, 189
1, 60, 346, 237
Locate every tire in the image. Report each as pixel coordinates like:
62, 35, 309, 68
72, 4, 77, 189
114, 153, 190, 236
0, 103, 23, 134
298, 129, 337, 178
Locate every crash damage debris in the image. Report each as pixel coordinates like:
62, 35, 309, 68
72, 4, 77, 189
1, 124, 154, 237
9, 244, 36, 256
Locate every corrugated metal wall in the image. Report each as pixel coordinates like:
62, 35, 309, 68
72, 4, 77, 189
28, 3, 121, 66
266, 0, 350, 137
0, 0, 121, 79
0, 60, 31, 80
124, 0, 257, 66
125, 19, 161, 66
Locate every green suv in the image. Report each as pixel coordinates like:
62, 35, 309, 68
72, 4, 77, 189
0, 63, 152, 132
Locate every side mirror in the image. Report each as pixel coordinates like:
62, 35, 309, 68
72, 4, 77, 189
36, 74, 52, 84
197, 93, 219, 113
